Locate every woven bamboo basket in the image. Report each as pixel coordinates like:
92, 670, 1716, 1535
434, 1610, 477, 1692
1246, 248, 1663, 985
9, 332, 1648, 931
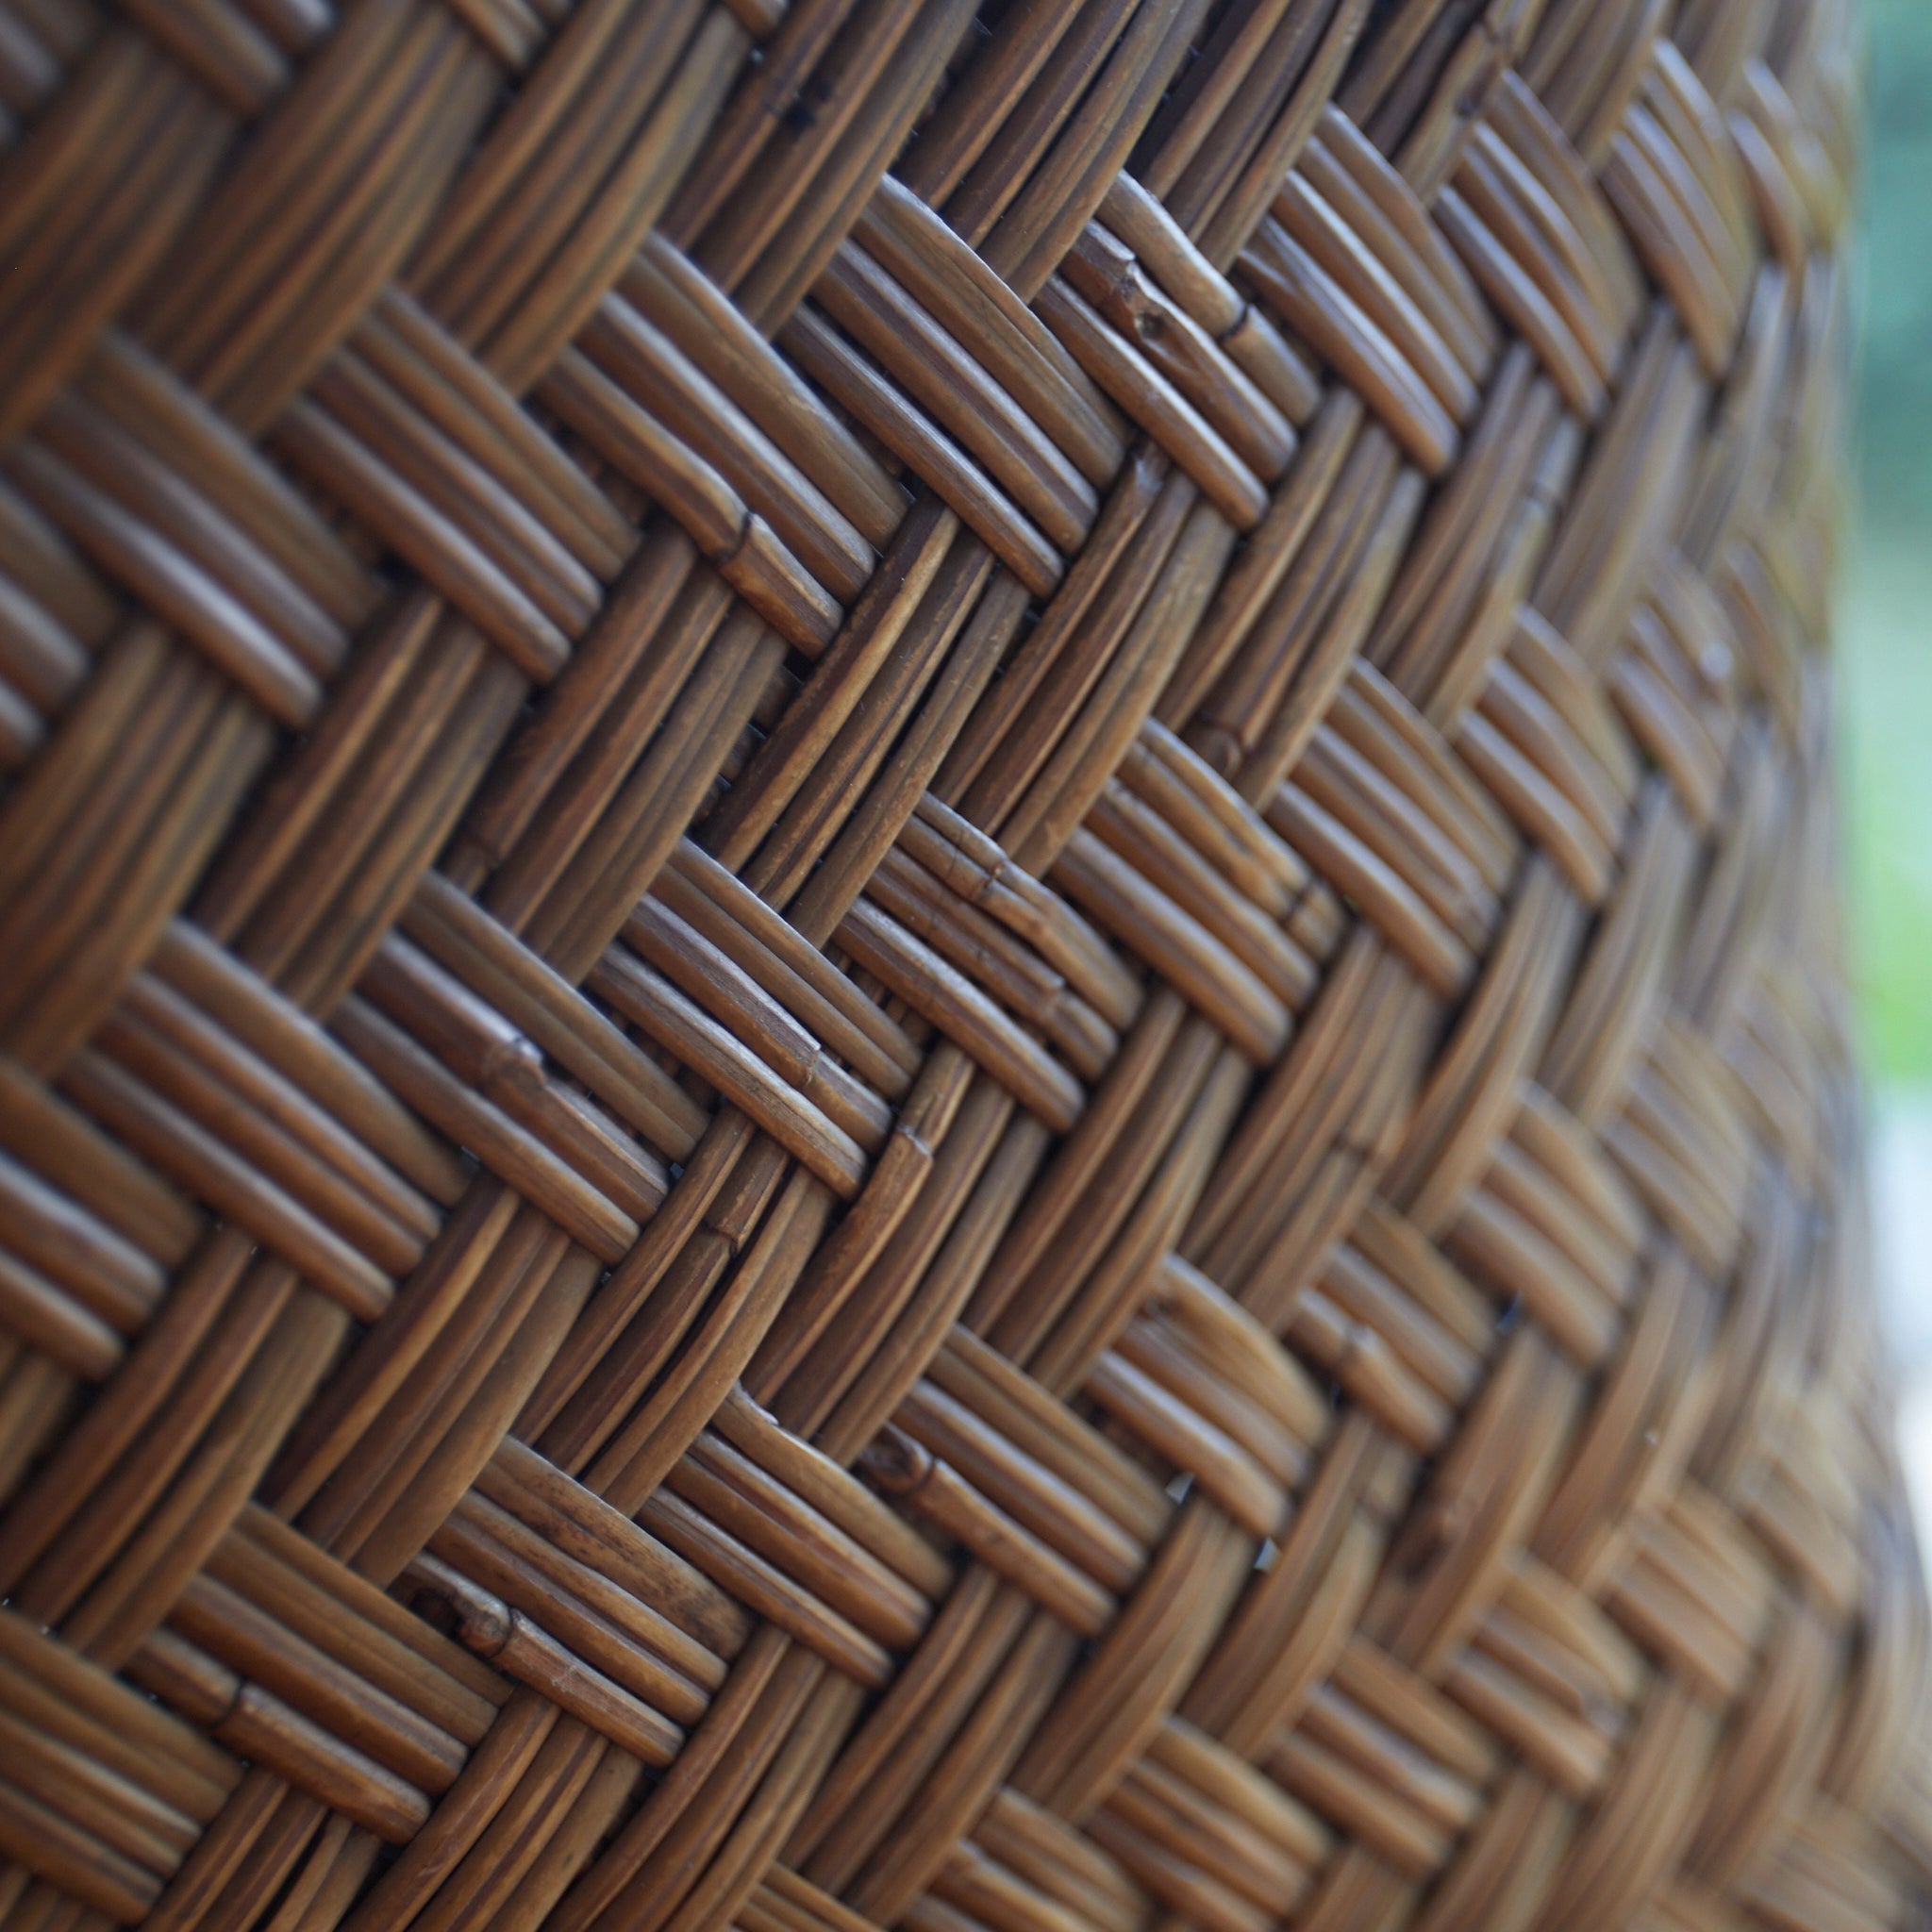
0, 0, 1926, 1927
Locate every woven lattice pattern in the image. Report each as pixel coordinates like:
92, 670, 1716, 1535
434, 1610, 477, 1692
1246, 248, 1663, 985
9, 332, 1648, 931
0, 1, 1925, 1928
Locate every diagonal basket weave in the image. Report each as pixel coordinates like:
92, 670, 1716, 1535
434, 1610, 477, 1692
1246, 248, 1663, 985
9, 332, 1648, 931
0, 1, 1928, 1928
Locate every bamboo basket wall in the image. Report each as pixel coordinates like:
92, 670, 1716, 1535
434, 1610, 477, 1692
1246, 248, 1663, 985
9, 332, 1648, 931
0, 0, 1926, 1927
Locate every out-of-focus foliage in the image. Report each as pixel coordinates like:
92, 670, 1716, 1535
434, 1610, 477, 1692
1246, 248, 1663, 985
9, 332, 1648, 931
1844, 0, 1932, 1079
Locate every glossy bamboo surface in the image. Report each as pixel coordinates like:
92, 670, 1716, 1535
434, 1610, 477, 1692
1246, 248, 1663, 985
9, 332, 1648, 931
0, 1, 1924, 1929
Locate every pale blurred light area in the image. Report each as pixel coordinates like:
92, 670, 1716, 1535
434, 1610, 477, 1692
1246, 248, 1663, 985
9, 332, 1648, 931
1840, 528, 1932, 1574
1872, 1094, 1932, 1562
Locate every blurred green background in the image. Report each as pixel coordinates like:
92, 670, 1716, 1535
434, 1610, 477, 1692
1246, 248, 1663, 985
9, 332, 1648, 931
1850, 1, 1931, 1541
1845, 0, 1932, 1085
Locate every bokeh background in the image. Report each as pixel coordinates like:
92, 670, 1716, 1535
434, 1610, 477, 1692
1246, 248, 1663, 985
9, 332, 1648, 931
1845, 0, 1932, 1563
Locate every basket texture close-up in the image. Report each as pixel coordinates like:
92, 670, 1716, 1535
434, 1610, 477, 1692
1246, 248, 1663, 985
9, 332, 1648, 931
0, 0, 1927, 1928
